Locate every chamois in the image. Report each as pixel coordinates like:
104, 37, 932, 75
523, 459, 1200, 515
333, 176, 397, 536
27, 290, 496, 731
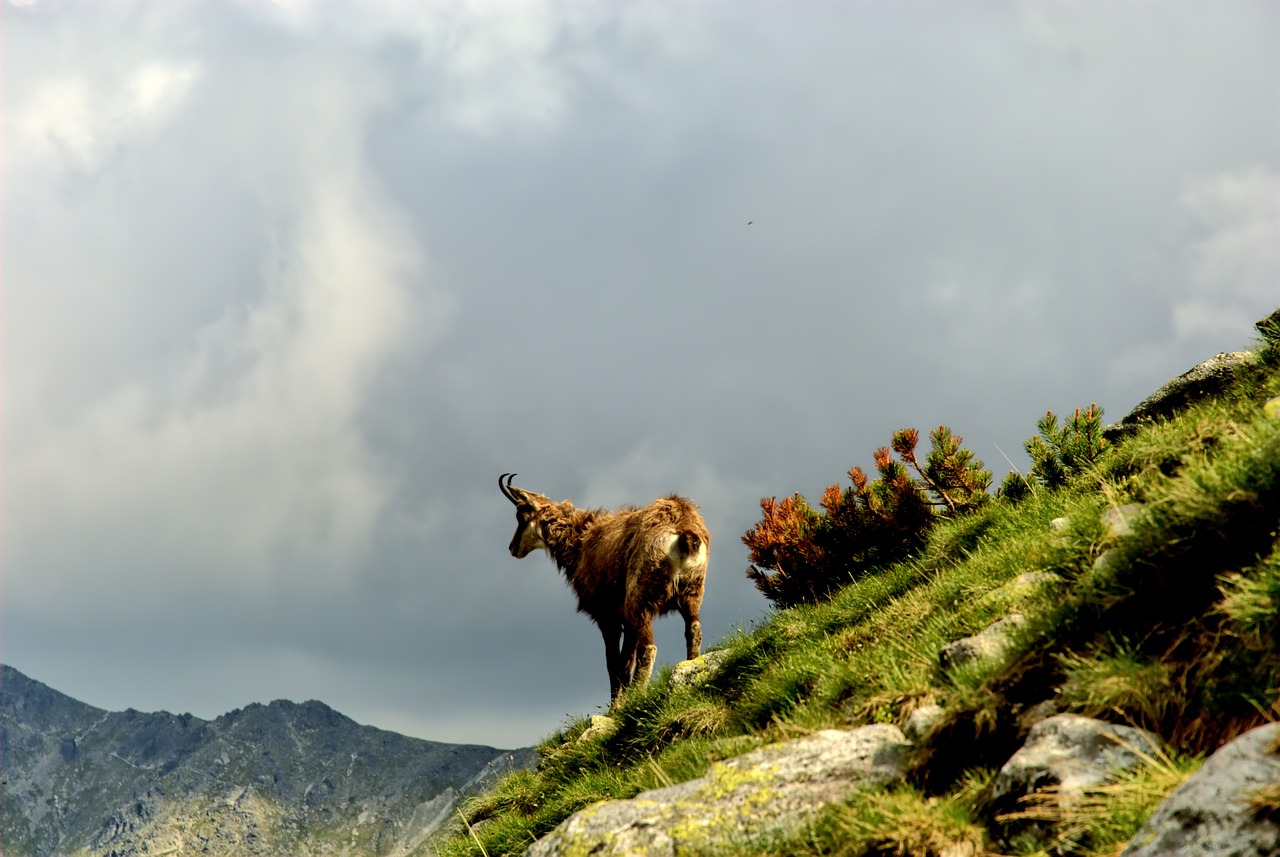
498, 473, 709, 703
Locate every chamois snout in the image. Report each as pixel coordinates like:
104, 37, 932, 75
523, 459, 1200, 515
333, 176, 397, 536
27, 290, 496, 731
509, 516, 541, 558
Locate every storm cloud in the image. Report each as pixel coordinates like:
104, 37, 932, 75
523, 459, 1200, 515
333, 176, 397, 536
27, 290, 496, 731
5, 0, 1277, 748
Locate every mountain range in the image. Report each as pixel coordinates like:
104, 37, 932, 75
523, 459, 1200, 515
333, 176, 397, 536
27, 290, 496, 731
0, 664, 535, 856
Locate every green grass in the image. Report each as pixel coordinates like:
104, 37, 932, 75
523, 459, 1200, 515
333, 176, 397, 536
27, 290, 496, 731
1057, 642, 1176, 728
750, 777, 993, 857
430, 334, 1280, 857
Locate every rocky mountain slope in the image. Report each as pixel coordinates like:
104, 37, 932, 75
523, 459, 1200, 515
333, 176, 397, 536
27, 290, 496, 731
433, 310, 1280, 857
0, 665, 534, 856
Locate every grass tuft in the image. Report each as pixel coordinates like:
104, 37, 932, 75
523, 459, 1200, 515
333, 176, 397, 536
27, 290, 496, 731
1248, 783, 1280, 822
1218, 548, 1280, 639
827, 786, 991, 857
1057, 643, 1175, 728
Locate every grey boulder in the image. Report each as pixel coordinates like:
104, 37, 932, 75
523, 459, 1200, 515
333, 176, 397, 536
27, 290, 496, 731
524, 725, 911, 857
940, 614, 1027, 671
991, 714, 1162, 845
1104, 351, 1258, 440
1121, 722, 1280, 857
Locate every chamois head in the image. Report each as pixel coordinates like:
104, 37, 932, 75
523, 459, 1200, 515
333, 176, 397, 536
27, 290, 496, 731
499, 473, 549, 558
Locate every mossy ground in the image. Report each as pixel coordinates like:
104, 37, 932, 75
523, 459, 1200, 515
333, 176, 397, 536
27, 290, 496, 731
431, 330, 1280, 857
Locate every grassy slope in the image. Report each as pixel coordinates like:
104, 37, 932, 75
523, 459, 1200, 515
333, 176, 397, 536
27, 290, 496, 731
432, 334, 1280, 857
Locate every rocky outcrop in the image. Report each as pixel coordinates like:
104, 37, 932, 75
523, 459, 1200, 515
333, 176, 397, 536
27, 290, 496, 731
0, 665, 534, 857
1100, 503, 1146, 539
940, 614, 1027, 671
1120, 722, 1280, 857
990, 714, 1162, 845
526, 706, 1280, 857
525, 725, 911, 857
1005, 571, 1064, 595
904, 704, 945, 742
1104, 351, 1259, 440
575, 714, 618, 744
669, 650, 731, 690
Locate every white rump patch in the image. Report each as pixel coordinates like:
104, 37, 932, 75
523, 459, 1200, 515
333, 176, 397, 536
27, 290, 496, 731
663, 534, 707, 576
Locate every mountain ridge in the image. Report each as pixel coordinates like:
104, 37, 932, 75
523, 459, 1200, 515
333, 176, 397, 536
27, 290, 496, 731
0, 663, 534, 856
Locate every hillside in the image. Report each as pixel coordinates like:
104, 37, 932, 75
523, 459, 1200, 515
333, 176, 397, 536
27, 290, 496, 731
432, 310, 1280, 857
0, 666, 535, 856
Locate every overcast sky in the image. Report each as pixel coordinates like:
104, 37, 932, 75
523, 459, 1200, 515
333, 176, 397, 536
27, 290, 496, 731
4, 0, 1277, 750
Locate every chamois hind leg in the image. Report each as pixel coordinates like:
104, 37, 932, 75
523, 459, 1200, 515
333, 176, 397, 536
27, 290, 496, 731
599, 621, 624, 702
632, 617, 658, 690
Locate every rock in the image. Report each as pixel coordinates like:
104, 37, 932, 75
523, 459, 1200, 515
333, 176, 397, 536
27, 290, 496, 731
978, 574, 1061, 621
1049, 517, 1070, 534
1120, 722, 1280, 857
1017, 700, 1061, 732
524, 725, 911, 857
1093, 548, 1123, 575
1007, 571, 1064, 595
1101, 503, 1146, 539
904, 704, 945, 742
669, 649, 731, 690
940, 614, 1027, 671
991, 714, 1162, 845
576, 714, 618, 744
1104, 351, 1258, 441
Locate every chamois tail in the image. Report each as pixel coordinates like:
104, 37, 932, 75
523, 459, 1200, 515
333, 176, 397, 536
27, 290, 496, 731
676, 531, 704, 561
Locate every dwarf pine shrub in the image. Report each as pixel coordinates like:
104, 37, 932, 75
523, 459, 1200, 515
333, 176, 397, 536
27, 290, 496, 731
1257, 308, 1280, 366
1025, 403, 1109, 488
998, 469, 1034, 502
744, 426, 990, 608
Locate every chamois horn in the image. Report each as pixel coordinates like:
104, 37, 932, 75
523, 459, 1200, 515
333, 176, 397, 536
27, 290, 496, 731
498, 473, 520, 504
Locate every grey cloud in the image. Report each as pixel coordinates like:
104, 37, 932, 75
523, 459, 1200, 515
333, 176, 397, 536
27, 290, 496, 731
5, 0, 1277, 748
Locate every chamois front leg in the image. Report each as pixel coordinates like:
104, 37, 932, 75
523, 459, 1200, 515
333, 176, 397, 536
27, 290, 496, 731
680, 591, 703, 660
617, 625, 639, 702
685, 620, 702, 660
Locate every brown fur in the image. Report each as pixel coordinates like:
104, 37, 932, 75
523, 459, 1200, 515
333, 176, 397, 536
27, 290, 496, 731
500, 475, 709, 704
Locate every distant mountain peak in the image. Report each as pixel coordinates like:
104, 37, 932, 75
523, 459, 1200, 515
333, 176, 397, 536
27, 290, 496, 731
0, 664, 534, 857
